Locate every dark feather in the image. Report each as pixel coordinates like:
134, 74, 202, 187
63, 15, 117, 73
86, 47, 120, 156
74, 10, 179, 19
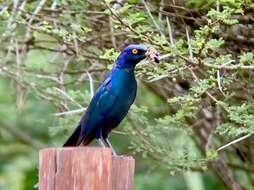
63, 124, 82, 146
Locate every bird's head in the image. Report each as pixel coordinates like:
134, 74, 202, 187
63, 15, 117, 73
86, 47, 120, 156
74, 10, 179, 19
115, 44, 148, 68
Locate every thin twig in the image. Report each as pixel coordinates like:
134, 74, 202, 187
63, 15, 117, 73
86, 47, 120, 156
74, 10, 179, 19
185, 27, 193, 61
188, 67, 218, 103
158, 0, 164, 22
109, 16, 117, 49
104, 1, 154, 45
141, 0, 164, 36
217, 134, 252, 152
72, 31, 80, 56
53, 108, 86, 116
216, 0, 220, 12
166, 16, 174, 45
86, 72, 94, 98
204, 61, 254, 70
35, 74, 61, 83
217, 70, 225, 95
54, 87, 84, 109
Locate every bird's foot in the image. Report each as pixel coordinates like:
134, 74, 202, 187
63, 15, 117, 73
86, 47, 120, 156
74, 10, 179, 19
97, 138, 107, 147
111, 148, 117, 156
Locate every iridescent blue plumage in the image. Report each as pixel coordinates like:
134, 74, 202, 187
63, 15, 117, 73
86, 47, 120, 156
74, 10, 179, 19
63, 44, 148, 154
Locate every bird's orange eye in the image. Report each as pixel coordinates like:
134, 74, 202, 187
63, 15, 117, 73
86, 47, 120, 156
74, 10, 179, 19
132, 48, 138, 54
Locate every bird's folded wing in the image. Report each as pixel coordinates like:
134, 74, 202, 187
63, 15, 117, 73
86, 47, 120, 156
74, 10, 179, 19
80, 77, 118, 137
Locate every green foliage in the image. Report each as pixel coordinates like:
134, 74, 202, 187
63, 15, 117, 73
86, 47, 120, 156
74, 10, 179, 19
100, 48, 119, 61
216, 103, 254, 137
207, 7, 239, 25
206, 149, 218, 160
239, 52, 254, 64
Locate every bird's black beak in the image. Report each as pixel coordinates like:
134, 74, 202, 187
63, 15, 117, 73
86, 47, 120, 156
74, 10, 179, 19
153, 55, 160, 63
145, 48, 160, 63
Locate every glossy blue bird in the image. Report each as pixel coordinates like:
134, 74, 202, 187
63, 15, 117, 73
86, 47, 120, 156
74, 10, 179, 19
63, 44, 158, 155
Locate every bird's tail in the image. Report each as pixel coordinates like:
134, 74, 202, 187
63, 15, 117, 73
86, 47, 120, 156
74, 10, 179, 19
63, 124, 82, 147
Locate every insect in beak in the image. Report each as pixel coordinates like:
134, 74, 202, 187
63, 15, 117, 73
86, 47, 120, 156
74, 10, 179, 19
146, 47, 160, 63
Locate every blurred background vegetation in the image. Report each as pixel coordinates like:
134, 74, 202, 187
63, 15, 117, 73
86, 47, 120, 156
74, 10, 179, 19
0, 0, 254, 190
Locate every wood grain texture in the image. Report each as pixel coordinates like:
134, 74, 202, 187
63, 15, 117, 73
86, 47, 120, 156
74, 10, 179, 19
39, 148, 56, 190
111, 156, 135, 190
39, 147, 135, 190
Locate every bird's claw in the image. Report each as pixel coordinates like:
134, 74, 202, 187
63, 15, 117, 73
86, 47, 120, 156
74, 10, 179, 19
111, 149, 117, 156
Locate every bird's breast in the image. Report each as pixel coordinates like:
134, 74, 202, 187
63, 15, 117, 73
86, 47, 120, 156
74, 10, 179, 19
110, 70, 137, 109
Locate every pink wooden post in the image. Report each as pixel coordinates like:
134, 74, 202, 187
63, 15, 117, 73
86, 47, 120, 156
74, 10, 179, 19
39, 147, 135, 190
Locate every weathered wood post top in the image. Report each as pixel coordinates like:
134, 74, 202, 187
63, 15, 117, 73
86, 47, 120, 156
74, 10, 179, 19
39, 147, 135, 190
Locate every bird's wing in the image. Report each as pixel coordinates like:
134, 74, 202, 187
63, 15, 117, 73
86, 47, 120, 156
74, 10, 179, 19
79, 76, 118, 138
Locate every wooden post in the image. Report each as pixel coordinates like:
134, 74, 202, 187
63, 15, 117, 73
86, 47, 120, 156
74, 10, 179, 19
39, 147, 135, 190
